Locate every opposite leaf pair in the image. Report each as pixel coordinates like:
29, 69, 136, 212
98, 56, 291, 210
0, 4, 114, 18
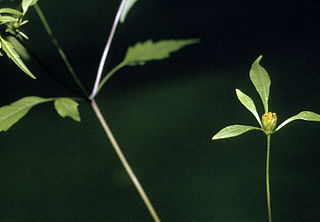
0, 97, 80, 132
212, 55, 320, 222
212, 55, 320, 140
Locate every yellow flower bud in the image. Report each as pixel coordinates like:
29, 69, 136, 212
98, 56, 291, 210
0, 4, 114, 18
262, 112, 277, 134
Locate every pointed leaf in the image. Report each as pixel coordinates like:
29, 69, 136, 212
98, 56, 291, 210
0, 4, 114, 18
0, 96, 51, 132
123, 39, 200, 66
276, 111, 320, 131
54, 98, 81, 122
0, 15, 18, 24
236, 89, 261, 126
0, 36, 36, 79
7, 36, 30, 60
212, 125, 262, 140
0, 8, 23, 16
249, 55, 271, 113
21, 0, 38, 14
120, 0, 138, 23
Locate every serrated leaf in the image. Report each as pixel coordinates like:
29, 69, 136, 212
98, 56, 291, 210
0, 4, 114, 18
0, 96, 51, 132
236, 89, 261, 126
276, 111, 320, 131
7, 36, 30, 60
0, 8, 23, 16
212, 125, 262, 140
123, 39, 200, 66
54, 98, 80, 122
249, 55, 271, 113
0, 15, 18, 24
21, 0, 38, 14
120, 0, 138, 23
0, 35, 36, 79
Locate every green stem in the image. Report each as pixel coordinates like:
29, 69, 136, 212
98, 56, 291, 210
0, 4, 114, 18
97, 62, 126, 93
266, 134, 272, 222
15, 37, 89, 101
91, 99, 161, 222
34, 4, 88, 96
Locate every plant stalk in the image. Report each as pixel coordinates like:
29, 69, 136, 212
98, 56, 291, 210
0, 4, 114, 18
97, 62, 125, 93
91, 99, 161, 222
15, 38, 89, 101
89, 0, 127, 100
266, 134, 272, 222
34, 4, 88, 96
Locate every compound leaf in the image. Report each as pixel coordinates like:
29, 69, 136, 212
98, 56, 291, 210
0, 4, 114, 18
0, 96, 51, 132
212, 124, 262, 140
0, 35, 35, 79
236, 89, 261, 126
249, 55, 271, 113
120, 0, 138, 23
54, 98, 80, 122
276, 111, 320, 131
123, 39, 200, 66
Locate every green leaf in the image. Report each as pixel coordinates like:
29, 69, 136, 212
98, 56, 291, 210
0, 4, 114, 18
0, 15, 18, 24
0, 35, 36, 79
123, 39, 200, 66
212, 125, 262, 140
54, 98, 81, 122
249, 55, 271, 113
0, 96, 51, 132
276, 111, 320, 131
120, 0, 138, 23
0, 8, 23, 16
21, 0, 38, 14
236, 89, 261, 126
7, 36, 30, 60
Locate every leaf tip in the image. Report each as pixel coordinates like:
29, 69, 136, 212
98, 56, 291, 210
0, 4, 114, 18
212, 135, 219, 140
256, 55, 263, 62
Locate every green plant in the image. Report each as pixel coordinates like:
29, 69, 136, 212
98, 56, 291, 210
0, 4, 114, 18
0, 0, 199, 221
212, 55, 320, 222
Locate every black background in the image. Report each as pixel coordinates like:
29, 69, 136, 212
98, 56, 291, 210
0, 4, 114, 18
0, 0, 320, 221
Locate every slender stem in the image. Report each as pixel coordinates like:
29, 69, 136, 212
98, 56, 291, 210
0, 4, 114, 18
34, 4, 88, 96
91, 99, 161, 222
89, 0, 127, 100
266, 134, 272, 222
97, 62, 125, 94
15, 37, 89, 101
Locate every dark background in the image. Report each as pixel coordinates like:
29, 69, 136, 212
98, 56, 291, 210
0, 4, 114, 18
1, 0, 320, 221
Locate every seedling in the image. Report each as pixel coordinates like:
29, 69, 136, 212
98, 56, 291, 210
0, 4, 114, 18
212, 55, 320, 222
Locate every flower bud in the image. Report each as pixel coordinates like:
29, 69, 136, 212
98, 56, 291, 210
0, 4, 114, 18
262, 112, 277, 134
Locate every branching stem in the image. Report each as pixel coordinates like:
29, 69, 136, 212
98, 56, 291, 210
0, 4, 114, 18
89, 0, 127, 100
97, 62, 125, 94
34, 4, 88, 96
266, 134, 272, 222
15, 38, 88, 101
91, 99, 161, 222
33, 2, 161, 221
